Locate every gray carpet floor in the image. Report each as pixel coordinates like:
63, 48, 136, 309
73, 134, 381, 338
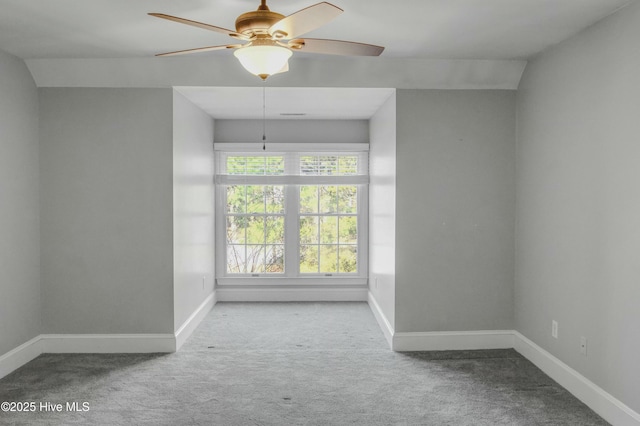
0, 302, 607, 425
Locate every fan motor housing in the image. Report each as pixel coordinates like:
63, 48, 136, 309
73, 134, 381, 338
235, 10, 285, 35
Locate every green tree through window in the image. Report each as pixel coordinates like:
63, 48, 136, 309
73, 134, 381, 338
225, 185, 285, 273
299, 185, 358, 273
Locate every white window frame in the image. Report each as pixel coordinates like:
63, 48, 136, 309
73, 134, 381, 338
214, 143, 368, 286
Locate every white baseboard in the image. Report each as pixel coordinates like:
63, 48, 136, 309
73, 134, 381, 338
4, 307, 638, 426
0, 336, 43, 380
392, 330, 515, 352
367, 292, 394, 349
0, 333, 175, 379
514, 331, 640, 426
175, 292, 216, 350
367, 319, 640, 426
0, 294, 220, 378
40, 333, 176, 353
216, 286, 368, 302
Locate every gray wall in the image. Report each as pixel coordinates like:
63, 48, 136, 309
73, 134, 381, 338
395, 90, 515, 333
215, 119, 368, 144
369, 94, 397, 329
173, 91, 215, 331
39, 88, 174, 334
516, 1, 640, 413
0, 50, 40, 355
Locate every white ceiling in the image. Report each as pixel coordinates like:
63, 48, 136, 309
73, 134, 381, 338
176, 87, 395, 119
0, 0, 631, 120
0, 0, 631, 60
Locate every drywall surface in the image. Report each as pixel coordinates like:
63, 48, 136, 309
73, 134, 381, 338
173, 91, 215, 331
39, 88, 174, 334
0, 50, 40, 355
368, 93, 397, 329
215, 119, 368, 144
395, 89, 515, 333
516, 1, 640, 413
26, 57, 526, 90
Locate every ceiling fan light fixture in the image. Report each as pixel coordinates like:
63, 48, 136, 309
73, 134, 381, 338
150, 1, 384, 79
234, 44, 292, 80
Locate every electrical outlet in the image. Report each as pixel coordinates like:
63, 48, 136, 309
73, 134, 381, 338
552, 320, 558, 339
580, 336, 587, 356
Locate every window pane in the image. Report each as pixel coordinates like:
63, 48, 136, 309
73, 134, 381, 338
246, 186, 265, 213
299, 186, 318, 213
300, 245, 319, 273
245, 216, 265, 244
300, 155, 338, 175
299, 216, 318, 244
266, 157, 284, 175
227, 245, 246, 274
338, 216, 357, 244
319, 186, 337, 213
226, 186, 245, 214
226, 216, 247, 244
300, 155, 358, 176
320, 217, 337, 244
339, 245, 357, 273
227, 157, 246, 175
338, 186, 357, 214
319, 245, 338, 273
300, 156, 318, 175
265, 245, 285, 273
319, 155, 338, 175
338, 156, 358, 175
265, 216, 284, 244
246, 245, 265, 273
227, 155, 285, 175
245, 157, 265, 175
265, 186, 285, 213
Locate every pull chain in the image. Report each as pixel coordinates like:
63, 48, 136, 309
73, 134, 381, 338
262, 85, 266, 151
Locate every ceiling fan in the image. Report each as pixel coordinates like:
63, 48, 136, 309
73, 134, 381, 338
149, 0, 384, 80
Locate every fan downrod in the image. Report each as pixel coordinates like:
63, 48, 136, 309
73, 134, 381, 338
235, 0, 285, 36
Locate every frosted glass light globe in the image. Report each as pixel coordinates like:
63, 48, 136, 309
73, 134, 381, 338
234, 45, 292, 80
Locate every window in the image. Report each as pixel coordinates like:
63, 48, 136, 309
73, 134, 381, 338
225, 184, 285, 274
299, 185, 358, 274
215, 144, 368, 283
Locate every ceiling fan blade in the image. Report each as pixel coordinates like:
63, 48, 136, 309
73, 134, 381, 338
289, 38, 384, 56
148, 13, 249, 40
155, 44, 241, 57
269, 2, 342, 40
